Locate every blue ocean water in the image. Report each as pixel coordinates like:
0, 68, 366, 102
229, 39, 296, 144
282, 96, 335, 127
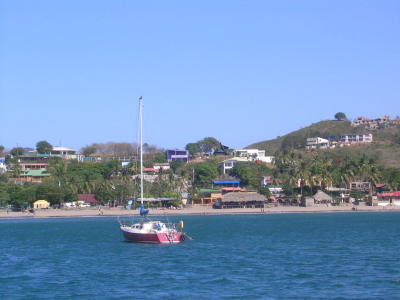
1, 213, 400, 299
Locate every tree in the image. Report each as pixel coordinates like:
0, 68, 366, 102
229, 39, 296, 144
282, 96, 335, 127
170, 160, 185, 174
36, 140, 53, 154
229, 163, 259, 188
281, 135, 306, 151
259, 186, 271, 198
350, 190, 365, 201
10, 147, 25, 156
81, 145, 97, 156
185, 143, 201, 157
197, 137, 221, 154
334, 112, 347, 121
0, 145, 4, 154
194, 162, 218, 187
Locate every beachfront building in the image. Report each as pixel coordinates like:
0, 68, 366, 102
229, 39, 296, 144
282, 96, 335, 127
234, 149, 274, 163
306, 137, 330, 149
33, 200, 50, 209
267, 186, 285, 203
213, 191, 266, 209
303, 190, 333, 206
78, 194, 98, 206
165, 149, 189, 162
193, 189, 222, 205
376, 191, 400, 206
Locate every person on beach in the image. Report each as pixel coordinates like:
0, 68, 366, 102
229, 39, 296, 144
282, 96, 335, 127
98, 206, 103, 215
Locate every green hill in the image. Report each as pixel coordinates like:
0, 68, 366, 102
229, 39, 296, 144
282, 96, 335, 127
247, 120, 400, 167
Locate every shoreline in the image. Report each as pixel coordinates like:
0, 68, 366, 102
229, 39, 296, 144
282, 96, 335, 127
1, 205, 400, 219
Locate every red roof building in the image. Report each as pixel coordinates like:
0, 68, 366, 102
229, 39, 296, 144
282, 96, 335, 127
78, 194, 97, 203
221, 187, 247, 192
378, 191, 400, 199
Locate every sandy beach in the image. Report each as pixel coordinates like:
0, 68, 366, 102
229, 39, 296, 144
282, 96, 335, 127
1, 205, 400, 219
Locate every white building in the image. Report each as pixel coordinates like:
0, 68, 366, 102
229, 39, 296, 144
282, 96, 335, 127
234, 149, 274, 163
29, 146, 79, 160
324, 134, 373, 146
268, 186, 284, 198
221, 157, 249, 174
0, 157, 7, 173
306, 137, 330, 149
153, 163, 170, 171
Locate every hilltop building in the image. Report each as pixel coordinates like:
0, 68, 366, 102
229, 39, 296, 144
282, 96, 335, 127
351, 115, 394, 129
165, 149, 189, 162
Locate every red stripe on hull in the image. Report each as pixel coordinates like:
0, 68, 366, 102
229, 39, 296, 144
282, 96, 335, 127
121, 230, 184, 244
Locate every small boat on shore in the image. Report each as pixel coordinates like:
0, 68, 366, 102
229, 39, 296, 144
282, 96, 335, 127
119, 97, 187, 244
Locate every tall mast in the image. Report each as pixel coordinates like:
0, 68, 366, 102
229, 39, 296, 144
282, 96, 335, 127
139, 97, 144, 204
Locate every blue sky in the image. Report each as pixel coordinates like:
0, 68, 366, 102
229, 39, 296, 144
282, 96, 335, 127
1, 0, 399, 151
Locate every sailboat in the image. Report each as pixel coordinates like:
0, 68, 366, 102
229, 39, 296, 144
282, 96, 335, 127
119, 97, 186, 243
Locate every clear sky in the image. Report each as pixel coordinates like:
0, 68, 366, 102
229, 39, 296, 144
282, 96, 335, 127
1, 0, 399, 151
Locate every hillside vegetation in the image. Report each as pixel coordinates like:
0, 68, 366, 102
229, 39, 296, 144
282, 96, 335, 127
247, 120, 400, 168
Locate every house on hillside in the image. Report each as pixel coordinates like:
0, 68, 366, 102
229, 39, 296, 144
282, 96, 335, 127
306, 137, 330, 149
234, 149, 274, 163
221, 157, 249, 174
165, 149, 189, 162
19, 169, 50, 183
260, 176, 273, 186
351, 181, 371, 191
17, 153, 50, 171
212, 178, 241, 189
153, 163, 170, 171
29, 146, 79, 159
0, 157, 6, 173
324, 134, 373, 146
